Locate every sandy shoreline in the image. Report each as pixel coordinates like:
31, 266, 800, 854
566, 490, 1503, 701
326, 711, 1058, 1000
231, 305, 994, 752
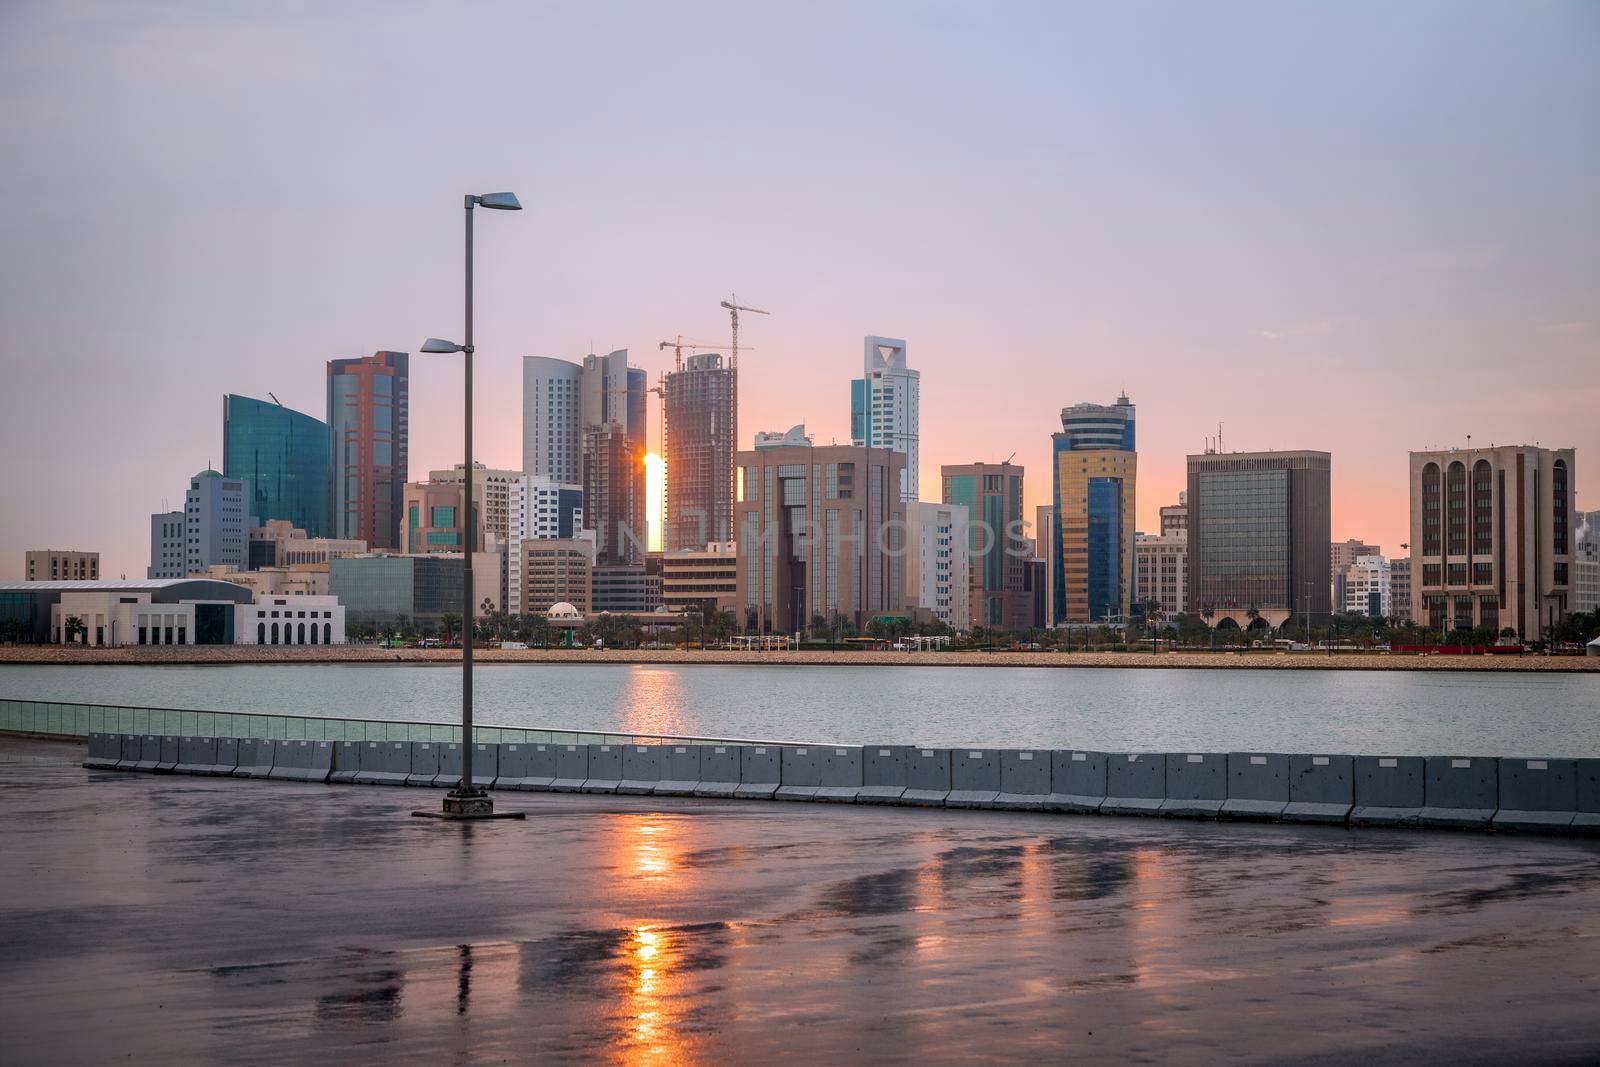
0, 645, 1595, 672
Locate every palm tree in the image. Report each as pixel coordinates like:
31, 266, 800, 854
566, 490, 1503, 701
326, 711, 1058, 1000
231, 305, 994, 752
64, 615, 86, 644
1200, 604, 1216, 649
440, 612, 461, 645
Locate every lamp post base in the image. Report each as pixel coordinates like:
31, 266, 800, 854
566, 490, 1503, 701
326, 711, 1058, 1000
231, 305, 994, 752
412, 788, 526, 821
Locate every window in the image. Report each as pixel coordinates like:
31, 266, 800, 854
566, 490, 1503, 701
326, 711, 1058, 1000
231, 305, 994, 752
431, 506, 456, 527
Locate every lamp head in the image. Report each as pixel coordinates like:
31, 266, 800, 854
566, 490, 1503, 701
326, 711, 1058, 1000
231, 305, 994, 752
421, 338, 464, 354
475, 192, 522, 211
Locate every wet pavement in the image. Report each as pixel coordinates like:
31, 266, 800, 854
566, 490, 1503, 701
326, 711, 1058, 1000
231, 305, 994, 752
2, 737, 1599, 1064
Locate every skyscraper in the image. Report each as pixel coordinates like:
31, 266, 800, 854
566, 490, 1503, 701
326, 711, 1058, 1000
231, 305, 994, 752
1051, 395, 1137, 624
521, 356, 583, 483
851, 336, 920, 502
737, 442, 906, 632
149, 467, 253, 576
524, 351, 646, 564
664, 352, 737, 552
941, 461, 1028, 631
1186, 449, 1332, 629
327, 351, 408, 550
904, 501, 970, 630
1407, 445, 1576, 639
223, 394, 330, 538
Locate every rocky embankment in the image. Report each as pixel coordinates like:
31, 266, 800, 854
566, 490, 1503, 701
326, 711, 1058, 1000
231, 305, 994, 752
0, 645, 1595, 671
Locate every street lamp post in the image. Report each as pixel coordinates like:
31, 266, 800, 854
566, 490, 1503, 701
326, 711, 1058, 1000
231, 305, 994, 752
414, 191, 526, 822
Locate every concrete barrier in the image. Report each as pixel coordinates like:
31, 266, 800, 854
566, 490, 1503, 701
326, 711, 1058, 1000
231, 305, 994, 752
83, 732, 121, 770
582, 744, 622, 793
268, 739, 306, 781
156, 735, 181, 774
331, 741, 362, 784
406, 741, 440, 787
618, 745, 662, 795
496, 743, 530, 789
1284, 754, 1354, 824
859, 746, 907, 804
815, 747, 864, 803
550, 745, 588, 791
305, 741, 334, 783
1420, 756, 1497, 829
694, 745, 740, 798
234, 738, 274, 779
433, 743, 464, 789
947, 749, 1001, 809
1577, 759, 1600, 835
117, 732, 142, 770
995, 750, 1050, 810
736, 745, 781, 799
522, 744, 559, 791
654, 745, 702, 796
208, 736, 240, 776
901, 748, 952, 806
1492, 758, 1576, 833
174, 736, 215, 776
1046, 750, 1107, 813
1160, 753, 1226, 818
1351, 756, 1424, 826
776, 746, 821, 801
356, 740, 411, 785
1103, 753, 1165, 815
1221, 752, 1289, 820
468, 743, 498, 790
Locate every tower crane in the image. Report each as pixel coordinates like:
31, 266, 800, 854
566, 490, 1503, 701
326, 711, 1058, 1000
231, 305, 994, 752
718, 295, 769, 369
656, 338, 748, 373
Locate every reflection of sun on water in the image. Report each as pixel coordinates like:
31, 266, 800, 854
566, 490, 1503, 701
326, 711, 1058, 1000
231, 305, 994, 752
620, 666, 689, 737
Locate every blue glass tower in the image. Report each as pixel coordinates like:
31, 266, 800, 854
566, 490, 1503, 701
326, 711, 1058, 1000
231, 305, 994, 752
1051, 394, 1137, 624
223, 394, 332, 538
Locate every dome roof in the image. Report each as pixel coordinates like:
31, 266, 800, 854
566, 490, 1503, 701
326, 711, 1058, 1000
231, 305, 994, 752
547, 602, 582, 620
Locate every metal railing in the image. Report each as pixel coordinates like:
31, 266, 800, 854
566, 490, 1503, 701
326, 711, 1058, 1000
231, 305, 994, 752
0, 698, 813, 748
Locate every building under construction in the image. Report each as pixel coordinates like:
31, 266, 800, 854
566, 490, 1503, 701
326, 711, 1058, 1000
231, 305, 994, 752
664, 353, 737, 552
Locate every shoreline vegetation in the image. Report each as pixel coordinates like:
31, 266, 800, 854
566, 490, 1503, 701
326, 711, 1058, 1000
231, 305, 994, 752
0, 646, 1595, 672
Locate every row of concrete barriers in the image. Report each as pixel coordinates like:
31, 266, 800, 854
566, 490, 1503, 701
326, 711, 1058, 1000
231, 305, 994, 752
81, 733, 1600, 834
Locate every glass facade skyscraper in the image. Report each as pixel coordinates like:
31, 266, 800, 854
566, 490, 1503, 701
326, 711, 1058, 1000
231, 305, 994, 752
1052, 395, 1137, 624
328, 351, 409, 551
941, 461, 1027, 630
222, 395, 330, 538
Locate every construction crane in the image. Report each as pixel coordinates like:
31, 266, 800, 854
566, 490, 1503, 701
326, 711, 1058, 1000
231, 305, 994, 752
656, 337, 748, 373
718, 295, 769, 369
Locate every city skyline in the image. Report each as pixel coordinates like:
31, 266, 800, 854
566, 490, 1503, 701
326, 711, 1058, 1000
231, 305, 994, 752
2, 2, 1597, 580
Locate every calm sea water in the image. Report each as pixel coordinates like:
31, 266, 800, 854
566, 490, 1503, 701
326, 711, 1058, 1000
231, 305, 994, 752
3, 662, 1597, 756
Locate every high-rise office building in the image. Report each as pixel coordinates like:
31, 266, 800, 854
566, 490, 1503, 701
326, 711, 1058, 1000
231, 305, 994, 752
1342, 555, 1391, 617
25, 550, 99, 582
904, 501, 971, 630
1408, 445, 1576, 639
1330, 537, 1383, 611
664, 352, 737, 552
850, 337, 920, 502
521, 356, 584, 483
1052, 395, 1137, 624
736, 443, 907, 632
1186, 449, 1332, 628
941, 461, 1028, 631
524, 352, 646, 565
154, 467, 253, 576
223, 394, 330, 538
327, 351, 408, 551
506, 477, 585, 615
519, 539, 593, 614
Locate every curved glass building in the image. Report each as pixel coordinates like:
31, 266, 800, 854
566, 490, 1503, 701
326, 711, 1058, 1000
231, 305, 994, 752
223, 394, 331, 538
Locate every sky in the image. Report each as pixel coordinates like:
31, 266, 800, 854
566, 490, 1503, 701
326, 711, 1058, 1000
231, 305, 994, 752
0, 0, 1596, 580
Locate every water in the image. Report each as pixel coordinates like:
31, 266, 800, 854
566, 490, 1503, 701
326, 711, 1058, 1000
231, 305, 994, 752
4, 662, 1598, 755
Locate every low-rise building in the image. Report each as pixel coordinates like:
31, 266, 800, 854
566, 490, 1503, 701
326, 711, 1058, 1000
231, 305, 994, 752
1388, 556, 1413, 624
24, 551, 99, 582
1342, 555, 1391, 618
660, 543, 739, 614
201, 564, 330, 598
592, 565, 661, 613
1574, 558, 1600, 616
248, 520, 365, 569
329, 554, 465, 630
0, 579, 344, 646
